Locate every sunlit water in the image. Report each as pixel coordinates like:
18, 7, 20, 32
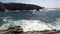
0, 8, 60, 32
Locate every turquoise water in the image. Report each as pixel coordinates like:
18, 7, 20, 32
0, 8, 60, 32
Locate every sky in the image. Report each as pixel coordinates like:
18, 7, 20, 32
0, 0, 60, 8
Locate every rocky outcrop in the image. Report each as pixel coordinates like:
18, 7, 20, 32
0, 4, 5, 11
24, 30, 60, 34
0, 2, 44, 11
0, 26, 23, 34
0, 26, 60, 34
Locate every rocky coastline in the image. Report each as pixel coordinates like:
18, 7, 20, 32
0, 2, 44, 11
0, 26, 60, 34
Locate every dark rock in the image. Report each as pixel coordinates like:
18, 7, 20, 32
0, 2, 44, 11
0, 3, 5, 11
8, 26, 23, 32
46, 32, 54, 34
1, 29, 60, 34
51, 29, 57, 31
0, 26, 23, 34
44, 30, 50, 32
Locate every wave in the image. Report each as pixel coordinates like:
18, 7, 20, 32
0, 18, 50, 32
0, 18, 60, 32
0, 9, 60, 32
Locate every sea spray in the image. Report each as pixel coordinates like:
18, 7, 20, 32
0, 8, 60, 32
0, 18, 50, 32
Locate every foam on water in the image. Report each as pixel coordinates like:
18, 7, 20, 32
0, 8, 60, 32
0, 17, 50, 32
0, 17, 60, 32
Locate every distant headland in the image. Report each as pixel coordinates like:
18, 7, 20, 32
0, 2, 44, 11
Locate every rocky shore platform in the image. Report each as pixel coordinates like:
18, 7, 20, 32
0, 26, 60, 34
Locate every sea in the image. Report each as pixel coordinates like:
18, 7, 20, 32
0, 8, 60, 32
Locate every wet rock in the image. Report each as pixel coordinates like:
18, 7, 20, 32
0, 26, 23, 34
1, 27, 60, 34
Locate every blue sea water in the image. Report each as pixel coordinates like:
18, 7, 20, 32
0, 8, 60, 32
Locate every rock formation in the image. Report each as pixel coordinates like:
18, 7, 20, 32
0, 26, 60, 34
0, 2, 44, 11
0, 3, 5, 11
0, 26, 23, 34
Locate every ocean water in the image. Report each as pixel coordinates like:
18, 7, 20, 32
0, 8, 60, 32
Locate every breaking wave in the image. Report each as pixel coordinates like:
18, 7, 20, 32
0, 8, 60, 32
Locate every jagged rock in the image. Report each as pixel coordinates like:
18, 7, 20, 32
1, 27, 60, 34
0, 26, 23, 34
24, 31, 45, 34
23, 30, 60, 34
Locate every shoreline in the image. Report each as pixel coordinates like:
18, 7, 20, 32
0, 26, 60, 34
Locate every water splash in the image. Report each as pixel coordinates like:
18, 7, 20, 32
0, 9, 60, 32
0, 17, 50, 32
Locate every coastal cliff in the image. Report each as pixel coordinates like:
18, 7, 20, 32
0, 2, 44, 11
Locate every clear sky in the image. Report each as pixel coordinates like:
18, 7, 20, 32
0, 0, 60, 8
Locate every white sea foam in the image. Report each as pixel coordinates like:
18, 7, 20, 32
0, 18, 49, 31
0, 17, 50, 32
0, 17, 60, 32
0, 9, 60, 32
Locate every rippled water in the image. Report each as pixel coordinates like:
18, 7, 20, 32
0, 8, 60, 32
